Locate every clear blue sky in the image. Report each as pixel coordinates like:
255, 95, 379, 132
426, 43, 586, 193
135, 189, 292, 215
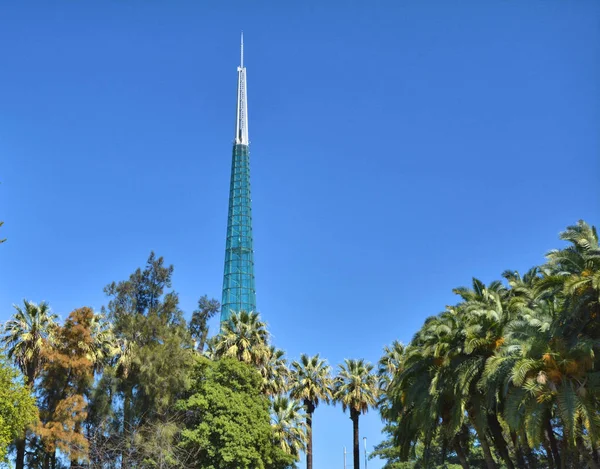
1, 1, 599, 467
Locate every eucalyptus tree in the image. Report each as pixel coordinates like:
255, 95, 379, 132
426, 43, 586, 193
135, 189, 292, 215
289, 354, 334, 469
334, 359, 378, 469
1, 300, 57, 469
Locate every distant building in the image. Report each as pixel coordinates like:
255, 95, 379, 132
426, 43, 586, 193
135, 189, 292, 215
221, 33, 257, 324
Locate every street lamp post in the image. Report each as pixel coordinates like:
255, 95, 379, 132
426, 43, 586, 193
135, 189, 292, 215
363, 437, 368, 469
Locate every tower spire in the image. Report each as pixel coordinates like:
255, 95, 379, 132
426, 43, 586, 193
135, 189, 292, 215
234, 32, 249, 145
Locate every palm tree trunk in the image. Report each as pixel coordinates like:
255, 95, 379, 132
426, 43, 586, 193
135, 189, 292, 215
543, 442, 556, 469
522, 432, 537, 469
469, 412, 497, 469
453, 439, 471, 469
545, 416, 561, 469
576, 434, 599, 469
351, 409, 360, 469
304, 400, 315, 469
510, 431, 527, 469
487, 414, 515, 469
592, 440, 599, 466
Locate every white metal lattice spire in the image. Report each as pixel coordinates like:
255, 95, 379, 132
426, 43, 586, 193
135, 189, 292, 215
235, 32, 249, 145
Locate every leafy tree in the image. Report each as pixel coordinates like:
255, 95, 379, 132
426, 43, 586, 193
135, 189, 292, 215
1, 300, 57, 469
189, 295, 220, 352
179, 356, 296, 469
0, 357, 38, 462
334, 359, 378, 469
289, 354, 333, 469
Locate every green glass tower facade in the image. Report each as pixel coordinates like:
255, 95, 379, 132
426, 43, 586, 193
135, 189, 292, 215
221, 34, 256, 324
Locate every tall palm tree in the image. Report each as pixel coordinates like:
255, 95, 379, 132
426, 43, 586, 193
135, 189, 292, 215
1, 300, 57, 469
271, 396, 308, 459
334, 359, 378, 469
289, 354, 333, 469
211, 311, 270, 367
2, 300, 58, 384
261, 346, 290, 397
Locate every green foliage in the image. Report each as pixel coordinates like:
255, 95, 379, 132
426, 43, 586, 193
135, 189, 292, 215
189, 296, 220, 352
0, 358, 38, 461
210, 311, 270, 366
377, 220, 600, 469
105, 252, 192, 413
179, 357, 296, 469
1, 300, 58, 384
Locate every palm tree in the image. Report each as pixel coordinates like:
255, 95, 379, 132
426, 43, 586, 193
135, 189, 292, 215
334, 359, 378, 469
261, 346, 290, 397
289, 354, 333, 469
2, 300, 58, 384
211, 311, 270, 366
271, 396, 308, 459
1, 300, 57, 469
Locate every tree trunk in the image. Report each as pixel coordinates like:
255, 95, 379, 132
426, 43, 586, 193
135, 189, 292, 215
305, 400, 315, 469
351, 409, 360, 469
15, 437, 26, 469
453, 439, 471, 469
543, 442, 556, 469
122, 388, 132, 469
576, 434, 599, 469
487, 414, 515, 469
469, 413, 497, 469
545, 416, 561, 469
592, 440, 599, 466
522, 432, 537, 469
510, 431, 527, 469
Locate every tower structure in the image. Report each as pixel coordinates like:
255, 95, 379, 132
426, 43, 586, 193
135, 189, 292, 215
220, 33, 256, 324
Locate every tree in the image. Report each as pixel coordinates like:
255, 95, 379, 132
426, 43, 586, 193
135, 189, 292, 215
0, 221, 5, 243
261, 346, 291, 397
189, 295, 220, 352
34, 307, 112, 468
1, 300, 57, 469
271, 396, 308, 458
211, 311, 270, 366
334, 359, 378, 469
375, 220, 600, 469
97, 252, 193, 468
179, 357, 296, 469
0, 357, 38, 462
289, 354, 333, 469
